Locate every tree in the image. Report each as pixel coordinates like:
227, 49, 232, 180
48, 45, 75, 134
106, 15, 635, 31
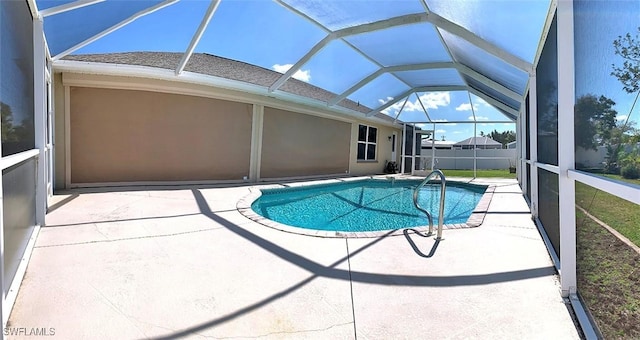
604, 121, 639, 173
1, 102, 16, 142
574, 94, 618, 150
612, 28, 640, 93
488, 129, 516, 147
609, 28, 640, 174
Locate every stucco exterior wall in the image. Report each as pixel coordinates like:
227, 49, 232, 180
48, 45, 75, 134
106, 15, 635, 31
69, 87, 252, 183
261, 107, 351, 178
53, 72, 401, 187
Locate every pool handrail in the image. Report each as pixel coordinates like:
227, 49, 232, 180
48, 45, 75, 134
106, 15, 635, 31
412, 169, 446, 240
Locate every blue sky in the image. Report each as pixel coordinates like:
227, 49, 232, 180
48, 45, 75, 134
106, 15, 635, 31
37, 0, 560, 143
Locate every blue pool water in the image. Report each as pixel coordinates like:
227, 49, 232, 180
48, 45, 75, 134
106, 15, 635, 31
251, 179, 487, 232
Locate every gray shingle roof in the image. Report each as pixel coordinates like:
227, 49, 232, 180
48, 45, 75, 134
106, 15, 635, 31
62, 52, 394, 123
454, 136, 502, 146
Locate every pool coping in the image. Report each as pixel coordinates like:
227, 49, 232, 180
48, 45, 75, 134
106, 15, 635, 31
236, 176, 496, 239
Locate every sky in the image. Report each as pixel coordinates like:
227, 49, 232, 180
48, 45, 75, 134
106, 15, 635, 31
34, 0, 559, 143
573, 0, 640, 132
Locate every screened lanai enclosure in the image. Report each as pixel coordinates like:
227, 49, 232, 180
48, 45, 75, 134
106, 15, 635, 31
2, 0, 640, 338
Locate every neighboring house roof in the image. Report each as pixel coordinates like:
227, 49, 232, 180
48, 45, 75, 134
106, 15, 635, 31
62, 52, 395, 123
454, 136, 502, 146
421, 139, 456, 147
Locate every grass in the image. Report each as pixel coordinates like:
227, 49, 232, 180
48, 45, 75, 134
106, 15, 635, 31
575, 174, 640, 338
602, 173, 640, 186
577, 210, 640, 339
440, 169, 517, 179
575, 175, 640, 246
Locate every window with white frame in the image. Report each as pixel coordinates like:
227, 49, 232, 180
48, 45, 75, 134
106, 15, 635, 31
357, 124, 377, 161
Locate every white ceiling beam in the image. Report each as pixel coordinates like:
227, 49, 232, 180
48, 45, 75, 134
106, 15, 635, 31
420, 0, 480, 113
329, 62, 456, 106
369, 88, 418, 117
269, 13, 429, 93
386, 62, 456, 73
340, 40, 415, 94
419, 0, 476, 122
416, 93, 434, 122
419, 1, 518, 123
329, 60, 525, 108
176, 0, 221, 75
367, 85, 467, 116
468, 91, 477, 121
40, 0, 105, 17
426, 11, 533, 73
392, 96, 411, 123
268, 34, 335, 92
402, 120, 514, 124
454, 64, 522, 102
330, 69, 386, 106
274, 2, 533, 106
333, 13, 427, 39
51, 0, 179, 61
532, 0, 558, 68
418, 0, 430, 13
27, 0, 40, 18
273, 0, 416, 99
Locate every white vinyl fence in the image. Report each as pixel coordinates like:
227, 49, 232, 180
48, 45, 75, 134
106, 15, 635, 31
417, 149, 517, 170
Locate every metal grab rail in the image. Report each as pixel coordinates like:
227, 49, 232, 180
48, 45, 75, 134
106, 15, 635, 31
412, 169, 446, 240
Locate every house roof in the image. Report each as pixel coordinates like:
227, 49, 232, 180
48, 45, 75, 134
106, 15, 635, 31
421, 139, 455, 147
454, 136, 502, 146
62, 52, 395, 123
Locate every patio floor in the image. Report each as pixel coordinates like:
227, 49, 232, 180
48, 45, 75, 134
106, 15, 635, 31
8, 177, 581, 339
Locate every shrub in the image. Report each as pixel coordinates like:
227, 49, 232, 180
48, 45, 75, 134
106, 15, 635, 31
621, 164, 640, 179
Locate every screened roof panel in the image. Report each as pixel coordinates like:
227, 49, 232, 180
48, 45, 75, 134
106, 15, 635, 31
301, 40, 379, 94
344, 23, 452, 67
439, 29, 529, 95
37, 0, 79, 11
38, 0, 551, 124
426, 0, 549, 62
465, 76, 521, 112
392, 93, 430, 122
279, 0, 425, 31
347, 73, 411, 109
74, 0, 209, 55
195, 1, 326, 70
394, 69, 465, 88
469, 94, 515, 121
44, 0, 167, 57
396, 112, 430, 124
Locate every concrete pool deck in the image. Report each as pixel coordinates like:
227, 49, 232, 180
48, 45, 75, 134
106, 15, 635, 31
8, 177, 582, 339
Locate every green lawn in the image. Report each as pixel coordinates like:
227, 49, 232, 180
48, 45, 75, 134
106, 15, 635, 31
602, 173, 640, 186
576, 175, 640, 338
577, 210, 640, 339
440, 169, 517, 179
575, 175, 640, 246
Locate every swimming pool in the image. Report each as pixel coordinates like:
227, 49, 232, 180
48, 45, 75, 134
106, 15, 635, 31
239, 178, 492, 236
